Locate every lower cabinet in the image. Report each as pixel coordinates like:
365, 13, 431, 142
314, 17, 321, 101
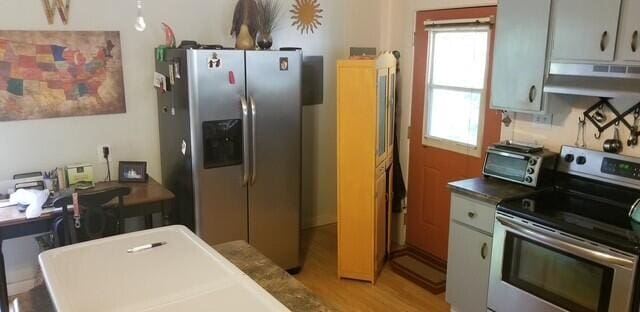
446, 193, 495, 312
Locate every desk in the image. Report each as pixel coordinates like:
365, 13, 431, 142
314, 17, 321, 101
0, 178, 175, 312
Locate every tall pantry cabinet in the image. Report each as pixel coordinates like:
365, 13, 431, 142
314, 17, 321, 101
337, 52, 397, 283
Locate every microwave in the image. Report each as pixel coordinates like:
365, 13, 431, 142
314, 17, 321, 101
483, 147, 558, 187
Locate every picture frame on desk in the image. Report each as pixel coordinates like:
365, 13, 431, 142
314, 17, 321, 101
118, 161, 148, 183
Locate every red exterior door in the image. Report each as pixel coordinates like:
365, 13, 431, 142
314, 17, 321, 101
406, 6, 501, 261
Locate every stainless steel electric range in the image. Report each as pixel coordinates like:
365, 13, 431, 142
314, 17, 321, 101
489, 146, 640, 312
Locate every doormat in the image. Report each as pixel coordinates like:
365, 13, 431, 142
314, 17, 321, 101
390, 246, 447, 294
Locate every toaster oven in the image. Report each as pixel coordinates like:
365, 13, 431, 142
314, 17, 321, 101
483, 146, 557, 187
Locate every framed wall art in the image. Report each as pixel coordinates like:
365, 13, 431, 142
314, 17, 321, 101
0, 30, 126, 122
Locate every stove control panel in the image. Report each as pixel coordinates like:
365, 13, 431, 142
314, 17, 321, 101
601, 158, 640, 180
559, 145, 640, 189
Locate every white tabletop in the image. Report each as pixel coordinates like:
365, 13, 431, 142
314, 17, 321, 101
39, 225, 290, 312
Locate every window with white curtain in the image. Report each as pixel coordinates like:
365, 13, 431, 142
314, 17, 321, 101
423, 26, 490, 156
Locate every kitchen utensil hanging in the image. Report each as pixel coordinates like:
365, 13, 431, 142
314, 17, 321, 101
584, 98, 640, 140
603, 122, 623, 154
628, 107, 640, 147
575, 117, 586, 147
593, 103, 607, 124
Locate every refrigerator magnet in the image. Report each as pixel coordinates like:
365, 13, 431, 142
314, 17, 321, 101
229, 71, 236, 85
153, 72, 167, 92
208, 57, 221, 69
174, 62, 181, 79
280, 57, 289, 71
168, 64, 175, 85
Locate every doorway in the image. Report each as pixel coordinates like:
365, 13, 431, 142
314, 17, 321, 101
406, 6, 501, 261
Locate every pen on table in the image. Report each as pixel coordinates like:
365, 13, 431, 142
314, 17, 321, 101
127, 241, 167, 253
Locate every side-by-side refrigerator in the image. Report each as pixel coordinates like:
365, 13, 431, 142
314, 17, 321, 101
155, 48, 302, 270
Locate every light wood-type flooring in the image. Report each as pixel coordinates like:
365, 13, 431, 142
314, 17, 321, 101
296, 224, 450, 312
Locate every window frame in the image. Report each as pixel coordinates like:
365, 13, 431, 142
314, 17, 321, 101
422, 25, 492, 158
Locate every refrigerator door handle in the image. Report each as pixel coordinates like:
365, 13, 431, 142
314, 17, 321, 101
241, 96, 250, 186
250, 96, 257, 185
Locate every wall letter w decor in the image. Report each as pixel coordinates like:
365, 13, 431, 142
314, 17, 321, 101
42, 0, 71, 25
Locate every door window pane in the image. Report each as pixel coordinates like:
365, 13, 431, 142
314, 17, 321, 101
503, 233, 613, 312
427, 88, 481, 146
432, 31, 488, 89
424, 28, 489, 152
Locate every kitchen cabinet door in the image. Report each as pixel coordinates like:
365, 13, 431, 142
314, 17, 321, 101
374, 168, 387, 273
551, 0, 622, 62
619, 0, 640, 62
446, 221, 492, 312
491, 0, 551, 113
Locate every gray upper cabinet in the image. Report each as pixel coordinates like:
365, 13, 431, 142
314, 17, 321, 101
619, 0, 640, 62
550, 0, 622, 62
491, 0, 551, 113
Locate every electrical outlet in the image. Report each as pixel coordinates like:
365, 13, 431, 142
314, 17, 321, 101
532, 114, 553, 129
97, 144, 111, 163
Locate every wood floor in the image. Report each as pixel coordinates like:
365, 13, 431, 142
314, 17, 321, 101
295, 224, 450, 312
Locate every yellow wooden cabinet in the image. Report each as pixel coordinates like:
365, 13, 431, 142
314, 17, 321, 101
337, 53, 396, 283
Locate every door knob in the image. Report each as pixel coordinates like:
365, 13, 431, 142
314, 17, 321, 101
468, 211, 476, 219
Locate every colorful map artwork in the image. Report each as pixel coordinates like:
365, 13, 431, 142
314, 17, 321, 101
0, 31, 125, 121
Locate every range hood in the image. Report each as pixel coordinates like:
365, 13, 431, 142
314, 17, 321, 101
544, 63, 640, 98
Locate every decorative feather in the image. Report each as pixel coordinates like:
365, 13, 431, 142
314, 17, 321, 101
257, 0, 283, 34
231, 0, 259, 39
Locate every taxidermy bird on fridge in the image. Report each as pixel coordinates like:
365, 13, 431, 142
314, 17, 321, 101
231, 0, 259, 50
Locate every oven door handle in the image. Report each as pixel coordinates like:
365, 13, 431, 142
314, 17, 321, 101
496, 215, 635, 270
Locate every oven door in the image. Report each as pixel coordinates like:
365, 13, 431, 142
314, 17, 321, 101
488, 213, 638, 312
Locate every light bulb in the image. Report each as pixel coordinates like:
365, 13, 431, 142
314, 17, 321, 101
134, 0, 146, 32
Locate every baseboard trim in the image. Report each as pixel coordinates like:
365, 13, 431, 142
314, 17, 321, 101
8, 278, 38, 296
302, 213, 337, 229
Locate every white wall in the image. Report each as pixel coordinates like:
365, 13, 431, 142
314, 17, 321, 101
0, 0, 375, 294
502, 96, 640, 157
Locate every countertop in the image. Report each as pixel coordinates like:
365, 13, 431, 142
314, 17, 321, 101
448, 177, 538, 205
14, 240, 331, 312
215, 241, 333, 312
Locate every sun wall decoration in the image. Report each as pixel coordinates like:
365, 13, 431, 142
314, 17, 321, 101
290, 0, 323, 34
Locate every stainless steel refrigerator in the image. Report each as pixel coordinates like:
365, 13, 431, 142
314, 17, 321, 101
155, 48, 301, 270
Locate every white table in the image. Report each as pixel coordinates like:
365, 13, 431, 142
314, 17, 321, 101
39, 225, 290, 312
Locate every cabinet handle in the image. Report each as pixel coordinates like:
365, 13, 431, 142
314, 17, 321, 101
632, 31, 639, 53
481, 242, 488, 260
528, 85, 537, 103
600, 31, 608, 52
467, 211, 476, 219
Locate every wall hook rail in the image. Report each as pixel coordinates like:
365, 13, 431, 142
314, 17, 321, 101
584, 98, 640, 140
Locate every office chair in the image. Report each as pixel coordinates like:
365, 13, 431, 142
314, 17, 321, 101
51, 186, 131, 246
10, 186, 131, 312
